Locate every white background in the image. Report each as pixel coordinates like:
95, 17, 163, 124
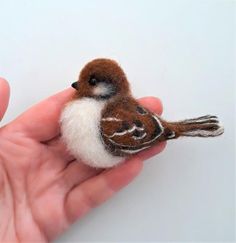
0, 0, 235, 241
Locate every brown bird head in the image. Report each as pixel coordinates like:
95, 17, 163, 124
71, 58, 131, 100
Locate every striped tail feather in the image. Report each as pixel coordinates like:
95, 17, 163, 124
165, 115, 224, 138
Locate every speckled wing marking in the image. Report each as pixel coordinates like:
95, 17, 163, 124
101, 104, 164, 157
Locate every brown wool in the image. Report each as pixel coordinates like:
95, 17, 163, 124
66, 58, 224, 158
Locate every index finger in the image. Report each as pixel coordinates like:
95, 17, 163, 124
0, 78, 10, 121
11, 89, 163, 142
12, 88, 75, 141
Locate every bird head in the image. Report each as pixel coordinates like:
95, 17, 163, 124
71, 58, 130, 100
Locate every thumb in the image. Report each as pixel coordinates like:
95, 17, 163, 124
0, 78, 10, 121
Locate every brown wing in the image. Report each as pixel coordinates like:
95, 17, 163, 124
101, 98, 164, 157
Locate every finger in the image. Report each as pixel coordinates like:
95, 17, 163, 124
12, 93, 161, 142
0, 78, 10, 121
13, 88, 75, 141
138, 96, 163, 115
135, 141, 166, 161
45, 96, 163, 157
65, 158, 143, 222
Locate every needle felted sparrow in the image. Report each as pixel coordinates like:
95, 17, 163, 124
60, 58, 224, 168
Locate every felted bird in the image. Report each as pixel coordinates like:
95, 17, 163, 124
60, 58, 224, 168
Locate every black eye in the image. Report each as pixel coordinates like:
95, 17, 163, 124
89, 77, 98, 86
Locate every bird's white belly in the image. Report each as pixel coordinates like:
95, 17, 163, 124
60, 98, 124, 168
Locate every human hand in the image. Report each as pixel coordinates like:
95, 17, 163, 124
0, 77, 166, 242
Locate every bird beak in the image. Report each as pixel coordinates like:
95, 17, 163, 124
71, 81, 79, 90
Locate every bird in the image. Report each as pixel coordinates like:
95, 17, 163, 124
60, 58, 224, 168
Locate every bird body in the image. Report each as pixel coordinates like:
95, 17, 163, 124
61, 98, 123, 168
60, 58, 224, 168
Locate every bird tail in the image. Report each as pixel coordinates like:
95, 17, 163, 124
163, 115, 224, 139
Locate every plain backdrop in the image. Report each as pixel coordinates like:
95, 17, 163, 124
0, 0, 235, 242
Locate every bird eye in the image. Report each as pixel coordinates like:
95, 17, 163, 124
89, 77, 98, 86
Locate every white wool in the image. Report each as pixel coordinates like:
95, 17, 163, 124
133, 132, 147, 140
60, 98, 124, 168
93, 82, 113, 97
121, 145, 150, 154
102, 117, 122, 122
106, 125, 144, 138
182, 126, 224, 137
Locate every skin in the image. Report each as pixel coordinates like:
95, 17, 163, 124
0, 77, 166, 242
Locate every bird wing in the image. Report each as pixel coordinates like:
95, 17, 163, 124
101, 101, 164, 156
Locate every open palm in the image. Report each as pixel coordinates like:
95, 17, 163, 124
0, 78, 165, 242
